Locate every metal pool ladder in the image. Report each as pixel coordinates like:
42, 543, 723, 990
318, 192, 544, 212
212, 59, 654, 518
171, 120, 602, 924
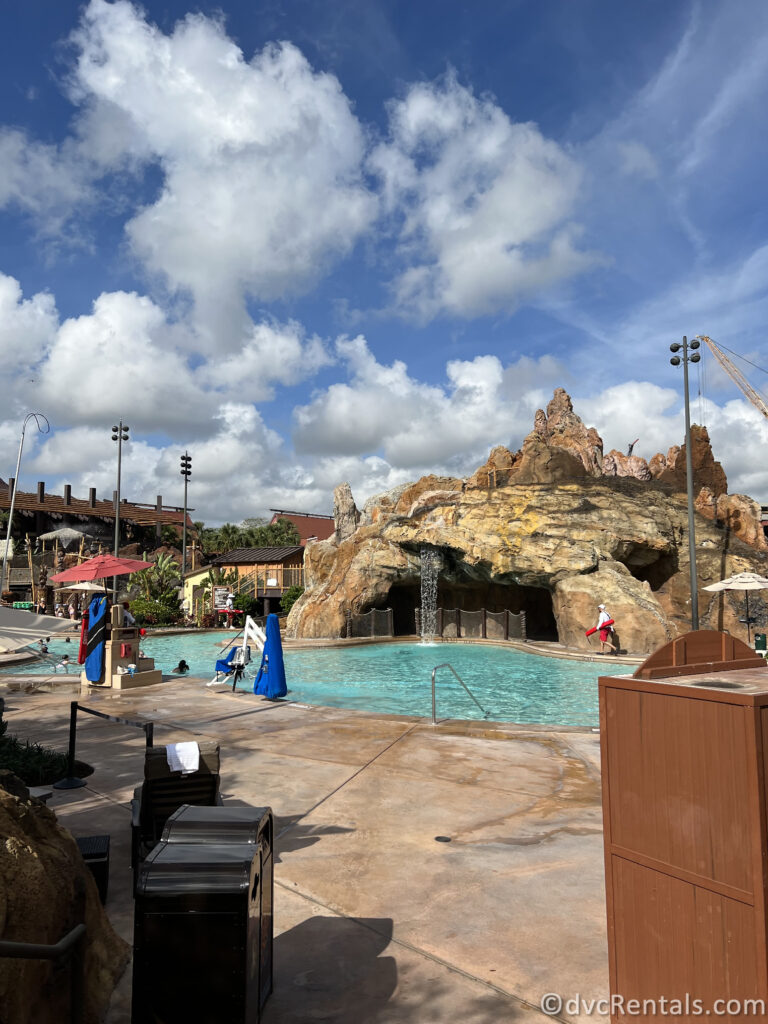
431, 663, 488, 725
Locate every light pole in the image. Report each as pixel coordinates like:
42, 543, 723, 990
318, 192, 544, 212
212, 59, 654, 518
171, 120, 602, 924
670, 336, 701, 630
1, 413, 50, 596
111, 421, 129, 602
180, 452, 191, 576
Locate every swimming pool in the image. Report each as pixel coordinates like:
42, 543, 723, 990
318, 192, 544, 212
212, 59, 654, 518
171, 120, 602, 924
0, 632, 633, 727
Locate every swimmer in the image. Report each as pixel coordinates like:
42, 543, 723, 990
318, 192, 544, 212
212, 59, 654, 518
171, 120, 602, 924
172, 660, 190, 674
56, 654, 70, 673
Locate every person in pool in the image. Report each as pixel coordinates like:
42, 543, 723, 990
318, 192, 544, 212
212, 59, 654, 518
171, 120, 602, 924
172, 660, 190, 674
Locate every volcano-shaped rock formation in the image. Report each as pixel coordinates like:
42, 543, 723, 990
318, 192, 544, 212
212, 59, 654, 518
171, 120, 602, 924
287, 390, 768, 653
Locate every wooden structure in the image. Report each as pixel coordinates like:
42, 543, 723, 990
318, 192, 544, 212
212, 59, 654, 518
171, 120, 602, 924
600, 630, 768, 1019
213, 546, 304, 612
0, 477, 196, 551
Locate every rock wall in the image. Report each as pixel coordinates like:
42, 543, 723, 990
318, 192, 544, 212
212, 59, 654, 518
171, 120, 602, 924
288, 391, 768, 653
0, 777, 129, 1024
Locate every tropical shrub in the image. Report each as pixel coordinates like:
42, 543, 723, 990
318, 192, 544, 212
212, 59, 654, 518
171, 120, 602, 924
280, 585, 304, 616
130, 597, 183, 626
235, 593, 260, 618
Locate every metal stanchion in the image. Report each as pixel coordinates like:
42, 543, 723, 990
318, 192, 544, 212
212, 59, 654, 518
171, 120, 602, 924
53, 702, 87, 790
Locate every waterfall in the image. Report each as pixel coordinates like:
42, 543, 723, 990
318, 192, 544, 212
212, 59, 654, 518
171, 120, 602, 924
420, 545, 441, 643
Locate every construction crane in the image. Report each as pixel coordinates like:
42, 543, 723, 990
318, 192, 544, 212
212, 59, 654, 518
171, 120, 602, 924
697, 335, 768, 420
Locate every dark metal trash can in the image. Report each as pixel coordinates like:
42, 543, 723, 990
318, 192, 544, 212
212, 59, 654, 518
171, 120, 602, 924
76, 835, 110, 904
132, 843, 264, 1024
756, 632, 767, 652
160, 805, 273, 1011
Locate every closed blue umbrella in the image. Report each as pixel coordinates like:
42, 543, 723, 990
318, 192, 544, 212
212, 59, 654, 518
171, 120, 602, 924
254, 614, 287, 699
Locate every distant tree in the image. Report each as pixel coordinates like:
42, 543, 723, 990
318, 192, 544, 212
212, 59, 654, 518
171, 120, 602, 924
243, 517, 300, 548
217, 523, 244, 552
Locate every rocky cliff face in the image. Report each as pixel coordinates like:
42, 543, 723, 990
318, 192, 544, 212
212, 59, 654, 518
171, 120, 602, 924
288, 391, 768, 653
0, 775, 129, 1024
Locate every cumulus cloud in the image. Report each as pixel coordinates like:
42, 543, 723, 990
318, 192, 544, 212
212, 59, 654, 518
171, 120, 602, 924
67, 0, 376, 348
370, 72, 599, 320
293, 334, 567, 470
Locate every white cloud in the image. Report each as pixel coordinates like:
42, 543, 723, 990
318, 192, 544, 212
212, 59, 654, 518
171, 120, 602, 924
616, 141, 658, 180
0, 129, 91, 230
293, 334, 567, 470
370, 72, 598, 320
67, 0, 376, 349
0, 273, 58, 378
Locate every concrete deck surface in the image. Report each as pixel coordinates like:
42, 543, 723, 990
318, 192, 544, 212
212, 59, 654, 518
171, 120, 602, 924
1, 677, 612, 1023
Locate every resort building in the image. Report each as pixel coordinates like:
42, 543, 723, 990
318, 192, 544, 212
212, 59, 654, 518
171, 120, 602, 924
268, 509, 334, 545
213, 546, 305, 614
0, 477, 196, 550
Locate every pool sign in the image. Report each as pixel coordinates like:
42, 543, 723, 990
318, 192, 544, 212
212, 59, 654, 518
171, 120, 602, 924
213, 587, 230, 610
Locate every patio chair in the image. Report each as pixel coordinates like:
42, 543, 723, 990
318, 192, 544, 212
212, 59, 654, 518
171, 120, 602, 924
130, 741, 222, 871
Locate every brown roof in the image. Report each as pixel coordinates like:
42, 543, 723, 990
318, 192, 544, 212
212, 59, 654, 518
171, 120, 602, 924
214, 546, 304, 565
269, 510, 335, 544
0, 483, 196, 533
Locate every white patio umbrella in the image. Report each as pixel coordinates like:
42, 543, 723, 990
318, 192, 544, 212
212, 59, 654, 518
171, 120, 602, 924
703, 571, 768, 644
59, 581, 107, 592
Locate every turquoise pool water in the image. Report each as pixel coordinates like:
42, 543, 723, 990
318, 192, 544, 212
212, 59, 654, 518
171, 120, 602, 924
1, 631, 633, 727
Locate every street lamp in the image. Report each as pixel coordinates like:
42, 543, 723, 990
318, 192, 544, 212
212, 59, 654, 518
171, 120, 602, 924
670, 336, 701, 630
111, 421, 129, 602
0, 413, 50, 596
180, 452, 192, 576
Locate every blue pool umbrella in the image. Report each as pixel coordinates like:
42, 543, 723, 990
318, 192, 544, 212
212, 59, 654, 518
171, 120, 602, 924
254, 614, 287, 698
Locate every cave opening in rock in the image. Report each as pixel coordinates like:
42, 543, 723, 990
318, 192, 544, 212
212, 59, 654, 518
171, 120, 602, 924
383, 578, 558, 640
617, 544, 678, 591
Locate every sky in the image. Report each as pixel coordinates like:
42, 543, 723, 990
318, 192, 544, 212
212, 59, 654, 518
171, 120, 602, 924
2, 0, 768, 525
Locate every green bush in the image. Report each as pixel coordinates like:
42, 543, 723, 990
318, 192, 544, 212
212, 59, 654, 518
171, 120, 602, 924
235, 593, 260, 618
0, 735, 93, 786
130, 597, 183, 626
280, 585, 304, 616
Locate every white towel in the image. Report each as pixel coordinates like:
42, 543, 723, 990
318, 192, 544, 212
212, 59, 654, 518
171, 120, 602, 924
166, 741, 200, 775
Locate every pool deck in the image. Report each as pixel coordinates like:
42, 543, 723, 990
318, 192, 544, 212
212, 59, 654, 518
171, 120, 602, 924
0, 673, 622, 1023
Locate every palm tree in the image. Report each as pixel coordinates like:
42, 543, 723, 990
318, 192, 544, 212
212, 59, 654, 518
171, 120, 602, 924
216, 523, 244, 553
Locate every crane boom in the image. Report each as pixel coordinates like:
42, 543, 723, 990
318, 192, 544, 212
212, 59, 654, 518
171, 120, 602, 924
697, 335, 768, 420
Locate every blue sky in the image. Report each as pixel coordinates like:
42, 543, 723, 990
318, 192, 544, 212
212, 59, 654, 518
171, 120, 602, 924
2, 0, 768, 523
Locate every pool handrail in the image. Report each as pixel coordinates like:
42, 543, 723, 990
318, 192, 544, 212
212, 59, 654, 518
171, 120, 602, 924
431, 662, 488, 725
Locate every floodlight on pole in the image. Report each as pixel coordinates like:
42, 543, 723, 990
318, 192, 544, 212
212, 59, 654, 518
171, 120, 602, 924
0, 413, 50, 595
670, 336, 701, 630
180, 452, 191, 576
111, 421, 129, 602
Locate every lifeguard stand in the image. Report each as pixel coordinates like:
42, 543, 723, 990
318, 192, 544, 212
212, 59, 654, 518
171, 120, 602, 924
81, 605, 162, 689
600, 631, 768, 1019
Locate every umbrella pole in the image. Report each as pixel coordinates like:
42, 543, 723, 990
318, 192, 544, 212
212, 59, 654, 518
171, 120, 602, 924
747, 591, 751, 646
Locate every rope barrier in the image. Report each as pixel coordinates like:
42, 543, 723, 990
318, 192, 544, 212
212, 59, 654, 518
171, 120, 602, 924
53, 700, 154, 790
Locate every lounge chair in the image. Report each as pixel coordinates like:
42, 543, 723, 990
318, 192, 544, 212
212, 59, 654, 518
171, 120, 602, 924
130, 741, 222, 872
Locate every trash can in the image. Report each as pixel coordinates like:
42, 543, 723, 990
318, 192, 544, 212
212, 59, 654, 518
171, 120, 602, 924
756, 632, 767, 652
132, 843, 264, 1024
160, 805, 273, 1011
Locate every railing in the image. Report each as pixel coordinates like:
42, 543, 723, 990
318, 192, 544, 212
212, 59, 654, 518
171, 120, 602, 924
416, 607, 526, 641
0, 923, 86, 1024
54, 701, 154, 790
346, 608, 394, 638
236, 565, 304, 598
430, 663, 488, 725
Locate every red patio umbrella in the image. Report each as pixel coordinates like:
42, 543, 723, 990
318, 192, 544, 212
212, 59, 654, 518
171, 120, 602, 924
50, 553, 153, 583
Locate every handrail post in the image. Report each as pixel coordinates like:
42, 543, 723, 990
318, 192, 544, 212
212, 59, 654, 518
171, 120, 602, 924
431, 662, 488, 726
54, 702, 87, 790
